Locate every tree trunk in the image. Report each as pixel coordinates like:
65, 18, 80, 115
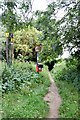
6, 38, 9, 65
11, 42, 14, 63
6, 34, 13, 66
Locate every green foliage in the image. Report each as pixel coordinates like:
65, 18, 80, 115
1, 1, 17, 32
51, 59, 80, 91
1, 61, 50, 93
57, 1, 80, 59
39, 40, 62, 63
51, 59, 79, 118
2, 62, 50, 118
55, 80, 78, 118
33, 3, 63, 63
2, 62, 32, 92
0, 0, 33, 32
14, 26, 42, 61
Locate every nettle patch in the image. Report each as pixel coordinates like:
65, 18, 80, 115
1, 62, 44, 93
51, 60, 80, 91
2, 62, 50, 118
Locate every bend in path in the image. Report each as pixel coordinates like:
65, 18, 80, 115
44, 71, 62, 118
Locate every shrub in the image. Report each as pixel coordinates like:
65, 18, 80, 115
51, 59, 79, 118
2, 62, 50, 118
1, 61, 44, 93
51, 59, 80, 91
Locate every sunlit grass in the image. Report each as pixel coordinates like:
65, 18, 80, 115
2, 91, 49, 118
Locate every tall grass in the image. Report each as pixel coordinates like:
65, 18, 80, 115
51, 60, 79, 118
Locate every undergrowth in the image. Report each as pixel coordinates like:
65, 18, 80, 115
51, 59, 79, 118
1, 61, 50, 118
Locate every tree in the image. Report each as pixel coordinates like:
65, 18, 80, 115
57, 1, 79, 54
1, 1, 17, 65
57, 1, 80, 68
14, 26, 42, 62
33, 3, 63, 64
0, 0, 33, 65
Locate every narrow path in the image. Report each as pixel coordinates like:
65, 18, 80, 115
44, 72, 62, 118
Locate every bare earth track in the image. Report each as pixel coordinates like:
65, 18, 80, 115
44, 72, 62, 118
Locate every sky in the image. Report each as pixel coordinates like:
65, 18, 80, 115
0, 0, 65, 20
32, 0, 47, 11
32, 0, 65, 20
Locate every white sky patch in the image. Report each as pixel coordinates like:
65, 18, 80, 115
55, 8, 65, 20
32, 0, 65, 20
0, 0, 65, 20
32, 0, 47, 11
62, 50, 70, 59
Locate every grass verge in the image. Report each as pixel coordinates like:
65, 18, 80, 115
54, 80, 78, 118
51, 61, 79, 118
2, 62, 50, 118
0, 61, 5, 120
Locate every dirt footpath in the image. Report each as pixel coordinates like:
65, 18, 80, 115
44, 72, 62, 118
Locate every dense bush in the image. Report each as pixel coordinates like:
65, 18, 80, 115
1, 61, 44, 93
2, 61, 50, 118
14, 26, 42, 62
51, 59, 80, 91
51, 59, 79, 118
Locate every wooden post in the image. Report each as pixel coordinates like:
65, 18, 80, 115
11, 42, 14, 63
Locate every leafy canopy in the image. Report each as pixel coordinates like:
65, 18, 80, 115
14, 26, 42, 61
33, 3, 63, 63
